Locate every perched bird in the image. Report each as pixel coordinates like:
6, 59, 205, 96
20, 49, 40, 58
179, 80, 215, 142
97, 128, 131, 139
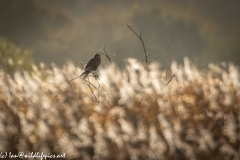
81, 53, 101, 79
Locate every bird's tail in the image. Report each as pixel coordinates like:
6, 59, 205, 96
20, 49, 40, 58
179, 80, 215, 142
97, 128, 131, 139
80, 71, 90, 80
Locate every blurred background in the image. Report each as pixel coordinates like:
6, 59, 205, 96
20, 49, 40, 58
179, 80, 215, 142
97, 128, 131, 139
1, 1, 240, 159
0, 0, 240, 69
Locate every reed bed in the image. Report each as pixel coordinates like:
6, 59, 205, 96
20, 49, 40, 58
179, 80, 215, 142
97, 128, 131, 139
0, 58, 239, 160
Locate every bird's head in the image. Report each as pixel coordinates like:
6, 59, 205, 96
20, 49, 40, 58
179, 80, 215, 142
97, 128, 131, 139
94, 53, 101, 59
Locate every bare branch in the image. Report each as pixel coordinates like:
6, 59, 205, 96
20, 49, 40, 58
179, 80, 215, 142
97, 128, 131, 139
102, 45, 111, 64
166, 73, 175, 85
78, 62, 85, 69
87, 82, 98, 101
69, 72, 100, 101
95, 77, 101, 99
148, 27, 174, 66
85, 79, 98, 91
41, 71, 54, 85
69, 75, 97, 90
85, 75, 100, 101
69, 75, 81, 82
127, 24, 148, 65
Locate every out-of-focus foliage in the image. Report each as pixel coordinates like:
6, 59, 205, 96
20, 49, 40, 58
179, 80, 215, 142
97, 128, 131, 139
0, 58, 239, 160
0, 37, 34, 74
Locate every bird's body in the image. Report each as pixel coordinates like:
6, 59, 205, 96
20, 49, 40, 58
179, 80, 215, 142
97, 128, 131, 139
81, 53, 101, 79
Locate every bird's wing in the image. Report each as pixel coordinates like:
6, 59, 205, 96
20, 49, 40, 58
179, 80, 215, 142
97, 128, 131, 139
85, 58, 95, 71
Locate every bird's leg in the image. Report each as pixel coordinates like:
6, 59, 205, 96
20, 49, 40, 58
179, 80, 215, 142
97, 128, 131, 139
92, 71, 99, 80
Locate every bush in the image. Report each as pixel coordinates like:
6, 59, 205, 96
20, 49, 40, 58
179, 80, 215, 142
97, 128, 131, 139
0, 37, 34, 75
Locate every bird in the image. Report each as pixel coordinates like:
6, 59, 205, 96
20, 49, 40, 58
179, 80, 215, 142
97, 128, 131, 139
81, 53, 101, 79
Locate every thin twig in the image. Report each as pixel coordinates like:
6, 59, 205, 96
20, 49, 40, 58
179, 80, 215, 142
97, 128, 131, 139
87, 82, 98, 101
69, 75, 80, 82
41, 71, 54, 85
69, 75, 98, 90
102, 45, 111, 64
95, 77, 101, 99
89, 72, 101, 99
78, 62, 85, 69
166, 73, 175, 85
85, 80, 98, 91
148, 27, 174, 66
127, 24, 148, 66
69, 73, 100, 100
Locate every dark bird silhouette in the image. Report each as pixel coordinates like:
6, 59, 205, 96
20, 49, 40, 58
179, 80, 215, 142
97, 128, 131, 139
81, 53, 101, 79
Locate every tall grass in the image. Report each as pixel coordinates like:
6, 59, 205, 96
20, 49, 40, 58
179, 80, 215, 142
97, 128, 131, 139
0, 58, 239, 160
